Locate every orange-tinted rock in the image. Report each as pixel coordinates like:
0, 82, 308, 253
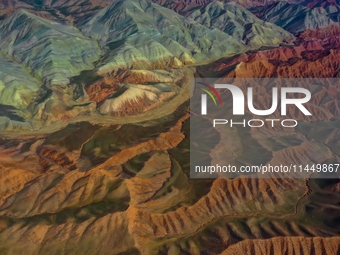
221, 236, 340, 255
86, 77, 120, 103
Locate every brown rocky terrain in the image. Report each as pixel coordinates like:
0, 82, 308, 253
220, 236, 340, 255
0, 0, 340, 254
0, 107, 339, 254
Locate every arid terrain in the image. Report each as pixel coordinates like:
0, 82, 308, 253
0, 0, 340, 254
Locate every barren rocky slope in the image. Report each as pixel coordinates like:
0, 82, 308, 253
0, 0, 340, 255
0, 10, 102, 85
0, 0, 296, 131
220, 236, 340, 255
0, 108, 339, 254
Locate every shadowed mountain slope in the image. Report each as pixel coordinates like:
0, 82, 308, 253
0, 9, 102, 84
261, 1, 336, 34
79, 0, 294, 73
0, 55, 41, 109
187, 1, 295, 47
0, 0, 339, 254
80, 0, 247, 71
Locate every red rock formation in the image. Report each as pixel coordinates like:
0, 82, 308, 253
204, 36, 340, 78
86, 77, 120, 103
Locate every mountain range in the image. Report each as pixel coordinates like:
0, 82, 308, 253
0, 0, 340, 255
0, 0, 300, 128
